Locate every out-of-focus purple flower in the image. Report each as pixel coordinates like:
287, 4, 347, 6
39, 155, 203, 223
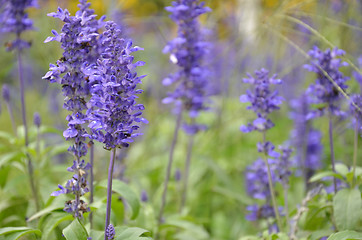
349, 94, 362, 132
85, 21, 146, 150
240, 68, 284, 133
246, 204, 283, 222
0, 0, 37, 51
33, 112, 41, 128
353, 56, 362, 92
304, 46, 349, 119
175, 168, 181, 181
2, 84, 10, 102
140, 190, 148, 202
44, 0, 104, 218
305, 129, 323, 170
324, 177, 346, 194
105, 224, 115, 240
257, 141, 280, 158
276, 145, 293, 185
162, 0, 211, 134
246, 204, 274, 221
245, 158, 277, 200
290, 94, 323, 172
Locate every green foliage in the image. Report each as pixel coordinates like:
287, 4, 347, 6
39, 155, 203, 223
0, 227, 41, 240
327, 230, 362, 240
333, 189, 362, 231
98, 179, 140, 220
62, 219, 89, 240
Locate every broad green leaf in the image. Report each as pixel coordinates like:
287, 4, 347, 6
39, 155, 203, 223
4, 229, 42, 240
89, 230, 104, 240
40, 212, 73, 240
309, 171, 344, 183
308, 229, 334, 240
62, 219, 88, 240
114, 226, 152, 240
162, 220, 209, 239
27, 205, 64, 222
335, 163, 349, 176
0, 227, 31, 236
333, 189, 362, 231
98, 179, 140, 220
0, 131, 14, 142
0, 152, 22, 168
327, 230, 362, 240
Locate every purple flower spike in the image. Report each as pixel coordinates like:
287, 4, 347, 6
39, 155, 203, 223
2, 84, 10, 102
0, 0, 37, 51
105, 224, 115, 240
85, 21, 146, 150
162, 0, 211, 134
43, 0, 105, 218
240, 68, 284, 133
304, 46, 349, 118
33, 112, 41, 128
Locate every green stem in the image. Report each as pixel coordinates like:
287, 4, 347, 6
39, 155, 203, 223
262, 131, 282, 231
352, 120, 358, 188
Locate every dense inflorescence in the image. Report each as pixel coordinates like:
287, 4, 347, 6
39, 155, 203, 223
43, 0, 104, 218
241, 68, 285, 228
85, 21, 146, 150
0, 0, 37, 50
240, 68, 284, 133
304, 46, 349, 119
2, 84, 10, 103
162, 0, 211, 134
105, 224, 115, 240
33, 112, 41, 128
245, 158, 277, 200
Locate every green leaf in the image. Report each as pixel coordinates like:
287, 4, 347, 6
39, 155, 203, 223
309, 171, 345, 183
333, 189, 362, 231
335, 163, 349, 176
4, 229, 42, 240
89, 230, 104, 240
27, 205, 64, 222
114, 226, 152, 240
327, 230, 362, 240
98, 179, 140, 220
0, 152, 23, 168
308, 229, 334, 240
0, 227, 41, 240
162, 220, 209, 239
62, 219, 89, 240
40, 212, 73, 240
0, 227, 32, 236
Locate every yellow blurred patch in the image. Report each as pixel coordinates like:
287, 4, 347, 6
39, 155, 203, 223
119, 0, 138, 10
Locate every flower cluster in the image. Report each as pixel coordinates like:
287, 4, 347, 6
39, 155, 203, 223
276, 145, 293, 185
304, 46, 349, 119
246, 204, 282, 222
0, 0, 37, 50
85, 21, 146, 150
245, 158, 283, 224
51, 160, 91, 216
245, 158, 277, 200
240, 68, 284, 133
105, 224, 115, 240
162, 0, 211, 134
43, 0, 104, 218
